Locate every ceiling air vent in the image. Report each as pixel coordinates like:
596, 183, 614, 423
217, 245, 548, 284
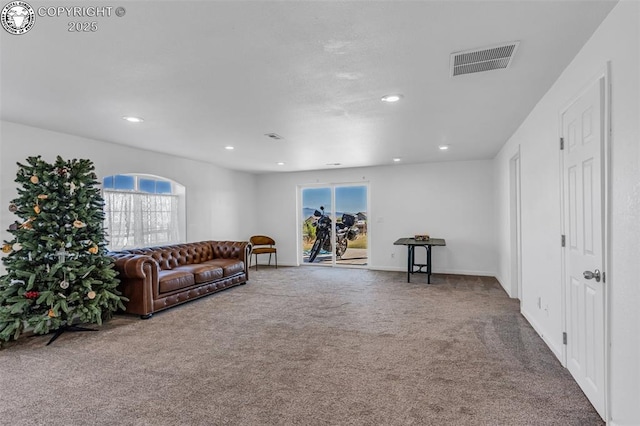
450, 41, 519, 77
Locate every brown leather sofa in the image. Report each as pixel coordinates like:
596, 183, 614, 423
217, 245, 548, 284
109, 241, 250, 319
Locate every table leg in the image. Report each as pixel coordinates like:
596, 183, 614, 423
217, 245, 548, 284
427, 245, 432, 284
407, 246, 413, 283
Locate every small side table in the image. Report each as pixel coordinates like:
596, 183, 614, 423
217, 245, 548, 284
393, 238, 446, 283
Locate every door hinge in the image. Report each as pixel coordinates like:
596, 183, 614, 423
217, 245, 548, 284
563, 332, 567, 345
561, 235, 566, 247
560, 137, 564, 150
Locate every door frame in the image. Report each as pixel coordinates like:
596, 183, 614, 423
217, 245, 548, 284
509, 148, 522, 300
558, 62, 611, 419
297, 182, 370, 268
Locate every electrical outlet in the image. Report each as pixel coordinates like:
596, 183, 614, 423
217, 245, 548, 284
391, 253, 395, 258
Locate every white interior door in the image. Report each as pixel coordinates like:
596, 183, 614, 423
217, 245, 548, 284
562, 78, 606, 419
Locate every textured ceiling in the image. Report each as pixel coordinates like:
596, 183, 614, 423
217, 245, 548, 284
0, 1, 617, 173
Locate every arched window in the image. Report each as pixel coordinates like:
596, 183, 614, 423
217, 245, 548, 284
102, 174, 186, 251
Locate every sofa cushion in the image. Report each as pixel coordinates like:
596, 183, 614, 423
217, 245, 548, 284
158, 270, 195, 293
174, 264, 223, 284
202, 259, 245, 277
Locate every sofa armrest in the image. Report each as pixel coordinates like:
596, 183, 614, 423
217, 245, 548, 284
244, 243, 251, 278
111, 253, 156, 279
109, 253, 159, 317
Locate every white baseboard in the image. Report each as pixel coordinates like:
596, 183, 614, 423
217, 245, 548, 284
494, 274, 514, 297
370, 266, 496, 277
432, 268, 497, 277
367, 265, 404, 272
521, 307, 563, 363
277, 263, 497, 278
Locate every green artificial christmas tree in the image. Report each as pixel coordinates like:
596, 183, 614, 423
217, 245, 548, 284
0, 156, 126, 343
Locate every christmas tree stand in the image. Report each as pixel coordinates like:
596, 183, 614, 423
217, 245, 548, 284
46, 324, 96, 346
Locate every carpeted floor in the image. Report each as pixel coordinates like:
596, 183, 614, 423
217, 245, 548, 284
0, 267, 603, 425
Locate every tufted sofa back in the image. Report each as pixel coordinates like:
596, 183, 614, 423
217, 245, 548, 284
211, 241, 246, 259
114, 241, 245, 271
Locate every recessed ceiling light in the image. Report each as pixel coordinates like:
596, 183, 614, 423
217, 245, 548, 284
326, 163, 342, 166
381, 94, 403, 103
122, 116, 143, 123
439, 145, 450, 151
393, 158, 401, 162
277, 162, 285, 166
225, 146, 234, 150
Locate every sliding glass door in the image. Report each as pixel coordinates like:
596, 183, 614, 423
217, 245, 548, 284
301, 184, 368, 267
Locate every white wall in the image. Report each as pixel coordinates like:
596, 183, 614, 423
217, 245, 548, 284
0, 121, 259, 273
255, 160, 497, 276
494, 1, 639, 424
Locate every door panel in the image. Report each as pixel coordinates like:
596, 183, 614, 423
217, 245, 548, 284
585, 283, 598, 386
568, 166, 578, 248
335, 185, 368, 266
569, 276, 581, 366
562, 78, 605, 418
301, 187, 332, 264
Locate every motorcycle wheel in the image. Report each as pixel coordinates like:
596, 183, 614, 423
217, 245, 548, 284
336, 238, 348, 258
308, 237, 323, 263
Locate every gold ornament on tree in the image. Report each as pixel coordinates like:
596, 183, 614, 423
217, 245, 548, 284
20, 218, 34, 229
30, 175, 39, 184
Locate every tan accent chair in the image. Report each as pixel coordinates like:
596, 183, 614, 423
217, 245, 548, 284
249, 235, 277, 270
